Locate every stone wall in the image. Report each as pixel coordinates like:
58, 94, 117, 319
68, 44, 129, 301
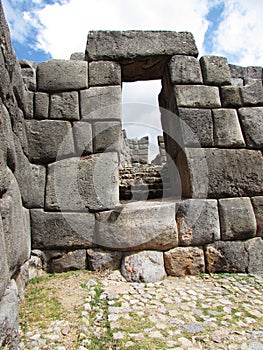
120, 131, 149, 167
0, 5, 263, 344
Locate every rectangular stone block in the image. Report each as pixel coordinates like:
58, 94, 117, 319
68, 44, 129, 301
31, 209, 95, 249
200, 55, 232, 86
93, 121, 121, 153
89, 61, 121, 86
251, 196, 263, 237
220, 86, 242, 108
219, 197, 257, 240
25, 91, 34, 119
37, 60, 88, 92
176, 199, 220, 246
177, 108, 213, 147
164, 247, 205, 277
34, 92, 49, 119
212, 109, 245, 147
46, 249, 87, 273
168, 55, 203, 84
238, 107, 263, 149
86, 31, 199, 61
174, 85, 221, 108
95, 201, 178, 251
25, 120, 75, 164
50, 91, 79, 120
45, 152, 119, 211
240, 80, 263, 106
80, 86, 121, 120
73, 121, 93, 156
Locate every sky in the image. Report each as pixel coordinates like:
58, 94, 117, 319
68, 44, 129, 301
2, 0, 263, 159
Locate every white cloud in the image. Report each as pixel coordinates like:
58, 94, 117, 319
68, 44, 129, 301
211, 0, 263, 66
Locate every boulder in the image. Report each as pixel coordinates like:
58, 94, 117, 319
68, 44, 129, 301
47, 250, 87, 273
93, 121, 122, 152
245, 237, 263, 273
95, 200, 178, 250
164, 247, 205, 276
87, 248, 123, 271
168, 55, 203, 84
31, 209, 95, 249
174, 85, 221, 108
176, 199, 220, 246
37, 59, 88, 92
50, 91, 79, 120
34, 92, 49, 119
73, 121, 93, 156
240, 80, 263, 106
220, 86, 242, 108
219, 197, 257, 240
121, 251, 167, 282
238, 107, 263, 149
89, 61, 121, 86
200, 56, 231, 86
251, 196, 263, 237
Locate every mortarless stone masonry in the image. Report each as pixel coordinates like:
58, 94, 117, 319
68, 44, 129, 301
0, 4, 263, 345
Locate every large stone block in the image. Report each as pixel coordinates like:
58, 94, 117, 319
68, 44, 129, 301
212, 109, 245, 147
176, 199, 220, 246
220, 86, 242, 108
89, 61, 121, 86
87, 248, 123, 271
93, 121, 122, 152
73, 121, 93, 156
240, 80, 263, 106
219, 198, 256, 241
0, 215, 9, 299
200, 56, 231, 86
95, 201, 178, 250
0, 280, 19, 349
47, 250, 87, 273
164, 247, 205, 276
80, 86, 121, 120
34, 92, 49, 119
25, 120, 75, 164
50, 91, 79, 120
31, 209, 95, 249
37, 60, 88, 92
238, 107, 263, 149
121, 251, 167, 282
168, 55, 202, 84
0, 169, 31, 275
205, 241, 248, 273
245, 237, 263, 273
177, 108, 213, 147
174, 85, 221, 108
251, 197, 263, 237
45, 152, 119, 211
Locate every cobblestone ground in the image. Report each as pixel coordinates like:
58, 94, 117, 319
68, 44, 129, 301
19, 271, 263, 350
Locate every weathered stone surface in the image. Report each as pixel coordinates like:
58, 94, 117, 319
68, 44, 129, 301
0, 215, 9, 299
20, 59, 37, 91
238, 107, 263, 149
251, 197, 263, 237
229, 64, 245, 79
73, 121, 93, 155
245, 237, 263, 273
89, 61, 121, 86
205, 241, 248, 273
25, 120, 75, 164
13, 135, 46, 208
34, 92, 49, 119
204, 149, 263, 198
46, 152, 119, 211
220, 86, 242, 108
174, 85, 221, 108
246, 66, 263, 80
121, 251, 167, 282
176, 199, 220, 246
86, 31, 199, 60
168, 55, 202, 84
240, 80, 263, 106
0, 280, 19, 349
87, 248, 123, 271
50, 91, 79, 120
164, 247, 205, 276
200, 56, 231, 86
47, 250, 87, 273
80, 86, 121, 120
212, 109, 245, 147
37, 60, 88, 92
177, 108, 213, 147
31, 209, 95, 249
25, 90, 34, 119
0, 170, 31, 275
93, 121, 122, 152
95, 201, 178, 250
219, 198, 257, 240
15, 262, 29, 300
70, 52, 85, 60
